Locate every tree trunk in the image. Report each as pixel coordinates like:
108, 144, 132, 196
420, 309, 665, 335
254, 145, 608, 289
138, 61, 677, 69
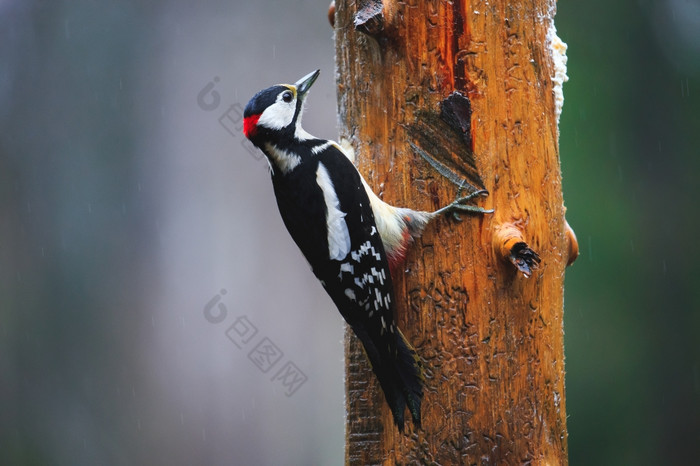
335, 0, 575, 464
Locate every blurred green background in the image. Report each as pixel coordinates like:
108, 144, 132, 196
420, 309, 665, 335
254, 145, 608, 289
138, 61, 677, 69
559, 1, 700, 464
0, 0, 698, 464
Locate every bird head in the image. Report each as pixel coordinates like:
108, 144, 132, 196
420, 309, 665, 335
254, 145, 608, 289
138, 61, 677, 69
243, 69, 320, 145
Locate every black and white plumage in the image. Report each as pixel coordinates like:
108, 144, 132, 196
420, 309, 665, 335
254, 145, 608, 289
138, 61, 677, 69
243, 70, 490, 430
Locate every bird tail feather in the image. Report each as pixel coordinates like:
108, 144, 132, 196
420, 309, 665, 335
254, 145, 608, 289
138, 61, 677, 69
353, 325, 424, 431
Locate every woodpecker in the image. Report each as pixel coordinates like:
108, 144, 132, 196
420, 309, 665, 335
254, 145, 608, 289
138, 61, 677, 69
243, 70, 491, 430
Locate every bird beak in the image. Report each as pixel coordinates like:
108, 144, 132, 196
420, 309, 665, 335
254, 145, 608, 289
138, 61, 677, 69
295, 69, 320, 98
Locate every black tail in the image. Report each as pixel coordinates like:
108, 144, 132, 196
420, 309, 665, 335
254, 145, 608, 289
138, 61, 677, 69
352, 325, 424, 431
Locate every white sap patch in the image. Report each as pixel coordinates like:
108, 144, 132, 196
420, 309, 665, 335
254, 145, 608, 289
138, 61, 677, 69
316, 162, 351, 261
547, 22, 568, 126
264, 142, 301, 174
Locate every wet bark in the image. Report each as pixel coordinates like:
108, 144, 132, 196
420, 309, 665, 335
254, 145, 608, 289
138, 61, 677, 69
335, 0, 571, 464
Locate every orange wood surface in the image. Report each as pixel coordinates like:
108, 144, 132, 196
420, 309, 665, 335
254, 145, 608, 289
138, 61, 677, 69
335, 1, 571, 463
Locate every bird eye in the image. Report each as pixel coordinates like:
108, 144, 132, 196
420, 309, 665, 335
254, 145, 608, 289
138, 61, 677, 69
282, 91, 293, 103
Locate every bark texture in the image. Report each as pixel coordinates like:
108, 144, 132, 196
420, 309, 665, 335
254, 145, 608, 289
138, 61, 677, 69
335, 0, 571, 464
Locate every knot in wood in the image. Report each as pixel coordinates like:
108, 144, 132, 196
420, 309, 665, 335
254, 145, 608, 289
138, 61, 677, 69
354, 0, 384, 38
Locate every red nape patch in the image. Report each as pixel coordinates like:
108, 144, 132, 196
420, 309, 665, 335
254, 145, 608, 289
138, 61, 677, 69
243, 114, 260, 139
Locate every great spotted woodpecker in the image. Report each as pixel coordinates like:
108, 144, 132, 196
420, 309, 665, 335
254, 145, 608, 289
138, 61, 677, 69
243, 70, 491, 430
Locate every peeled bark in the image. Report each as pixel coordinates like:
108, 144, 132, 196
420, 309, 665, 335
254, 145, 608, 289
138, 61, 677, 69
335, 0, 573, 464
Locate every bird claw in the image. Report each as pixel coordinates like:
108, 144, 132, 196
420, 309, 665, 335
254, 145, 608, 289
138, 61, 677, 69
453, 189, 490, 204
433, 189, 494, 221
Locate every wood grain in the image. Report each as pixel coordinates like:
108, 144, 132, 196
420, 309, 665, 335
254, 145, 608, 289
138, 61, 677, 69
335, 1, 570, 463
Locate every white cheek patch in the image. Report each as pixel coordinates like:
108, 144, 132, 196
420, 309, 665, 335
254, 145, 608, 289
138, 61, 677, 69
257, 96, 295, 130
316, 162, 351, 261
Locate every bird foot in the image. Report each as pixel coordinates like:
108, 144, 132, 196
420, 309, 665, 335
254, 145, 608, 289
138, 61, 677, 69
433, 189, 493, 221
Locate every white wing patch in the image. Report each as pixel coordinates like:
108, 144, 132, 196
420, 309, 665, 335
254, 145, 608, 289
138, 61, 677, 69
312, 140, 334, 155
316, 162, 351, 261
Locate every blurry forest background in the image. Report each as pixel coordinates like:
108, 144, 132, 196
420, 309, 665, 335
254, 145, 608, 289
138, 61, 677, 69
1, 1, 698, 464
